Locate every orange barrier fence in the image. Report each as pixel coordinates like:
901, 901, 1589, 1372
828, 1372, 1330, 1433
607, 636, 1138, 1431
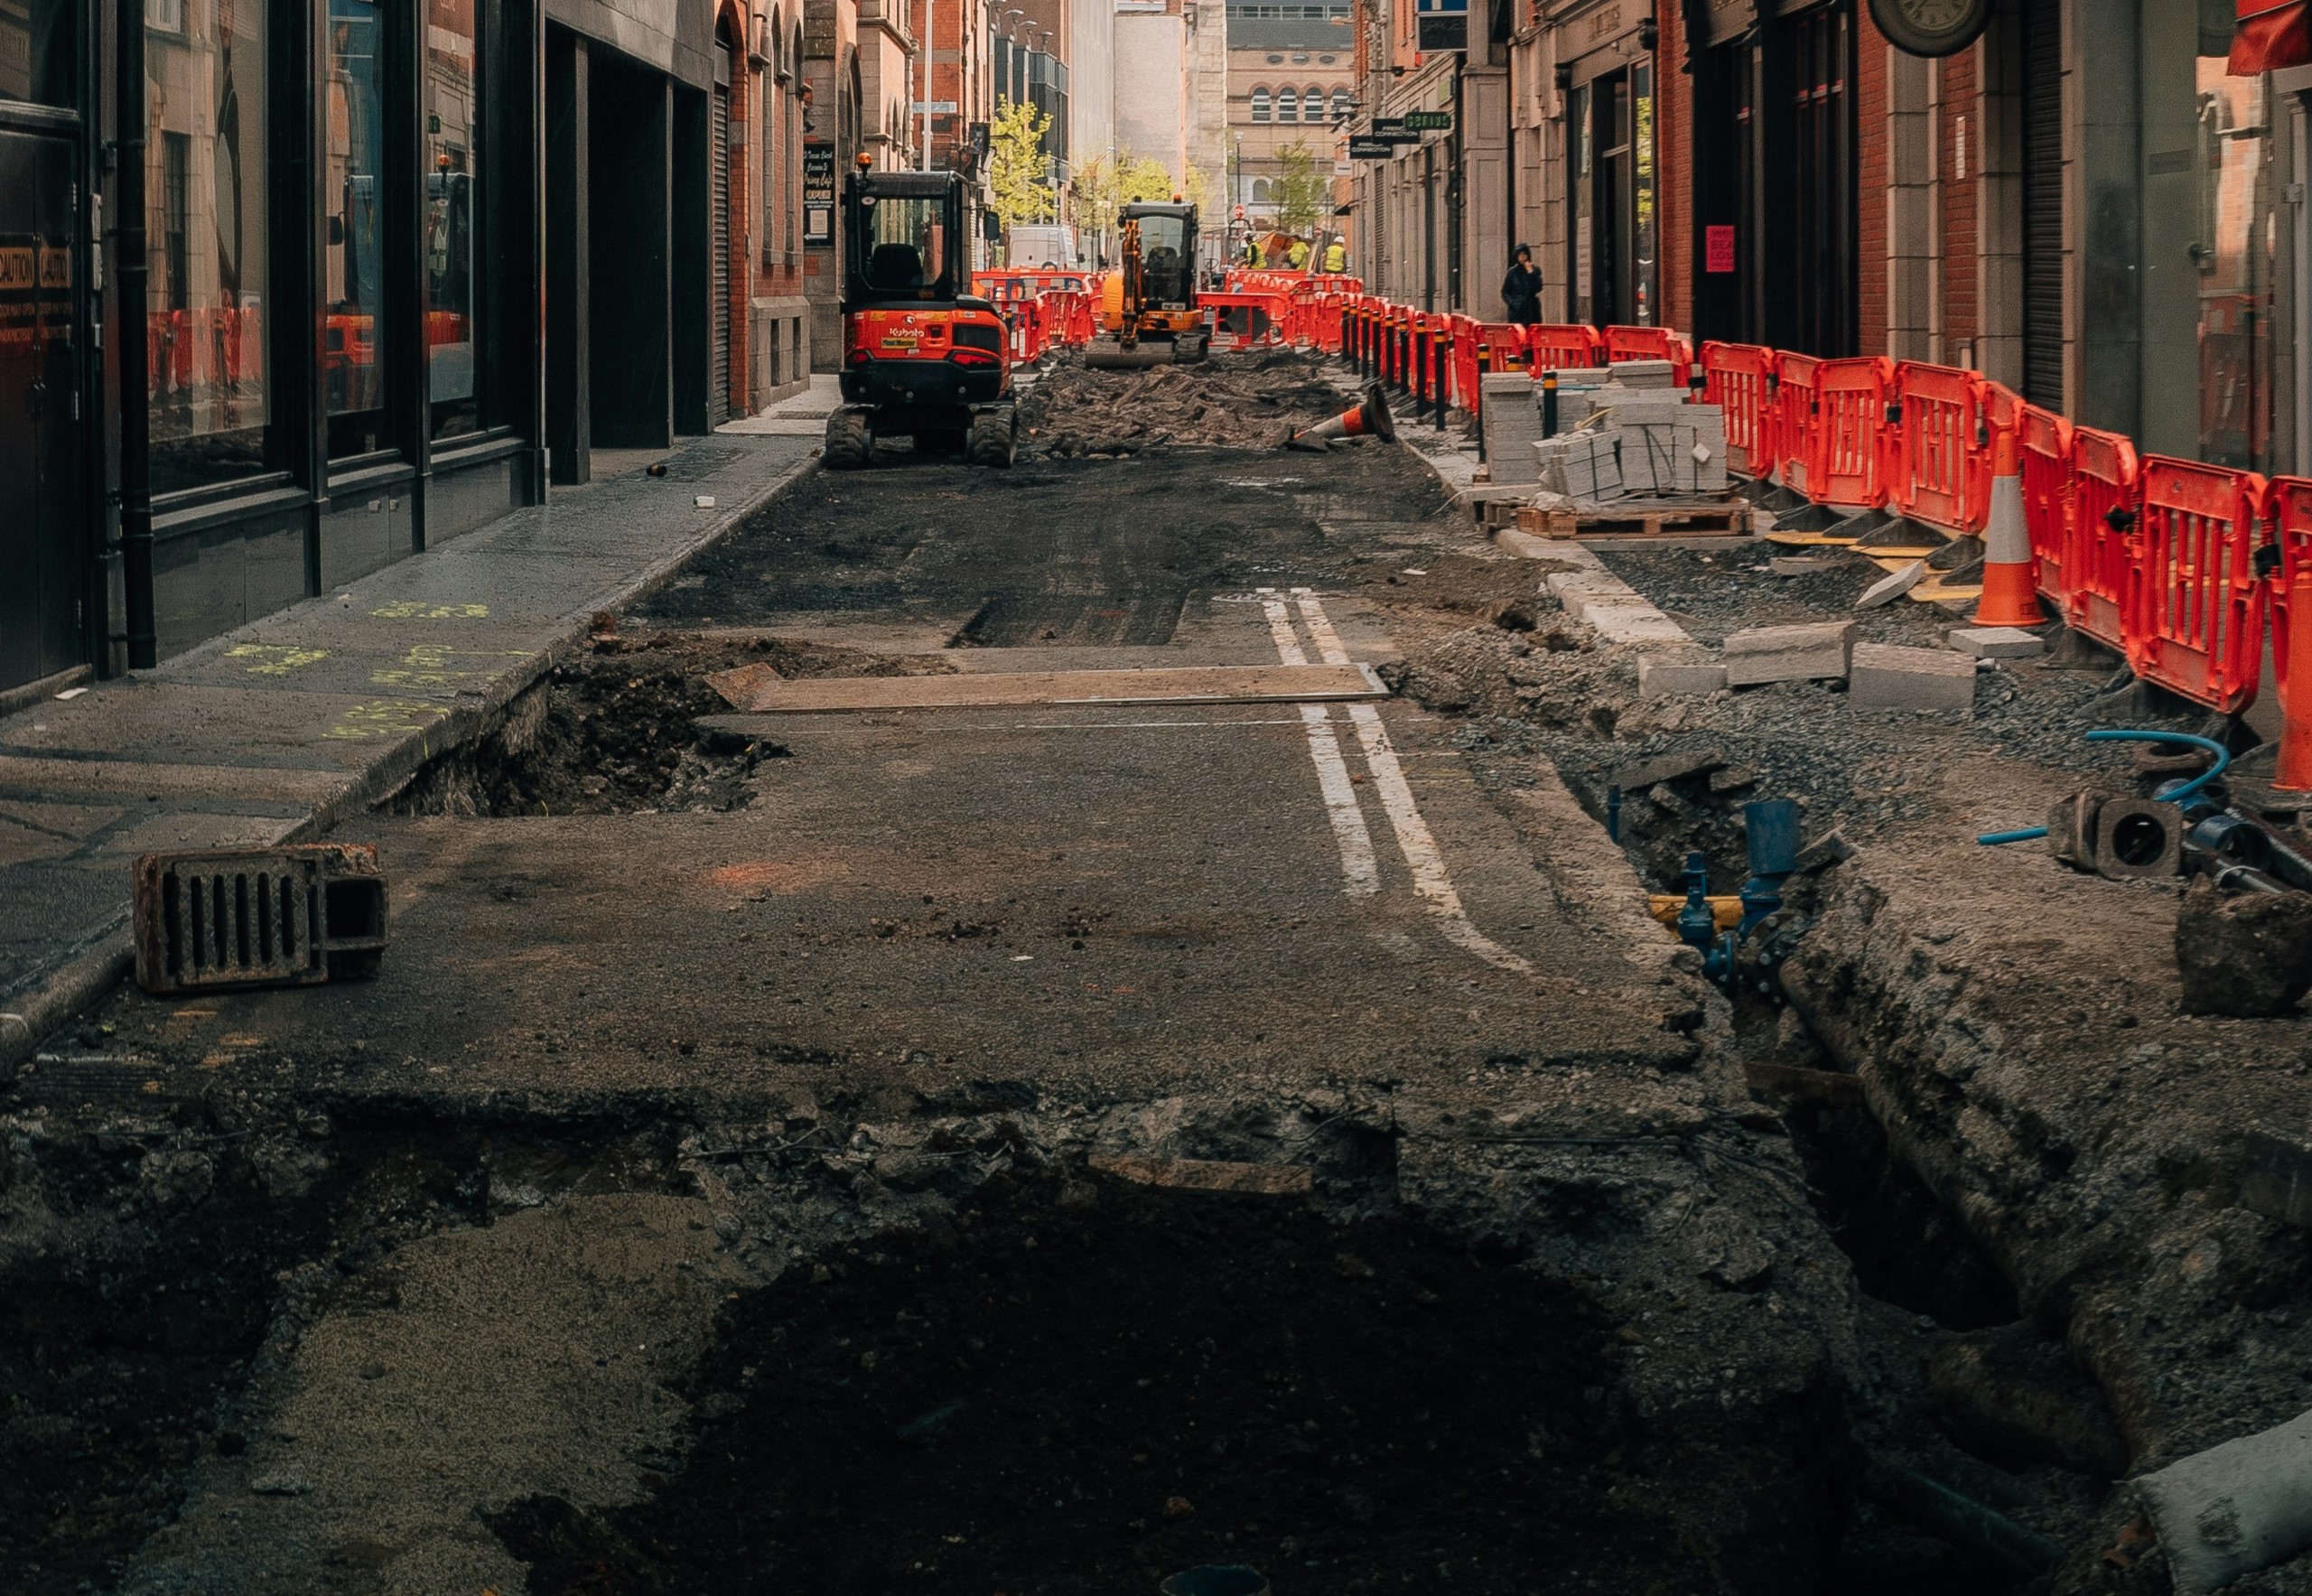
1814, 358, 1894, 509
1889, 361, 1987, 534
2066, 425, 2142, 654
1526, 323, 1603, 371
1602, 324, 1693, 387
1203, 292, 1290, 348
2015, 401, 2074, 613
1698, 341, 1777, 479
2129, 457, 2268, 714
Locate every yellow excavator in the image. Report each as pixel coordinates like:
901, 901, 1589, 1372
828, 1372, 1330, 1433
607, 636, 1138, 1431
1086, 201, 1208, 369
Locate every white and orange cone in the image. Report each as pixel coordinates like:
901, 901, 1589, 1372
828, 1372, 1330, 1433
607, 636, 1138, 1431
1972, 423, 2046, 628
1286, 385, 1397, 452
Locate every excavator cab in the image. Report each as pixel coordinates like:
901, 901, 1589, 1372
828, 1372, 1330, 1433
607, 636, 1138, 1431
1087, 201, 1209, 369
825, 164, 1016, 469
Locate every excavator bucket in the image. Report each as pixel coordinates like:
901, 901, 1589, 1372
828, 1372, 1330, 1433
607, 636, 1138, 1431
1084, 333, 1172, 370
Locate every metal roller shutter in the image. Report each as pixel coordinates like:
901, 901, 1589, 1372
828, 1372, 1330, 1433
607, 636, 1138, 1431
2020, 0, 2063, 411
711, 48, 732, 425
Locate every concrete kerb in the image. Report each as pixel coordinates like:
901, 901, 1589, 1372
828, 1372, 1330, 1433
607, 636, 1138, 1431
0, 453, 823, 1071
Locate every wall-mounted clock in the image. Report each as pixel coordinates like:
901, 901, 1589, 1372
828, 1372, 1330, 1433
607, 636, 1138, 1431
1869, 0, 1992, 57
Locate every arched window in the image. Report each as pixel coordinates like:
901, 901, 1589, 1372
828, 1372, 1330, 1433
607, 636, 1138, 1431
1330, 87, 1351, 120
1252, 177, 1273, 203
1276, 87, 1297, 122
1250, 85, 1271, 122
1305, 86, 1324, 119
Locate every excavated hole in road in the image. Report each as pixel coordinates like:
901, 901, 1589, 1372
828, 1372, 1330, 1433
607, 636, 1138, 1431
1569, 764, 2022, 1335
0, 1105, 683, 1591
386, 634, 955, 817
487, 1174, 1853, 1595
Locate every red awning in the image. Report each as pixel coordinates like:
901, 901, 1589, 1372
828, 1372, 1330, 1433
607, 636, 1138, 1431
2233, 0, 2312, 74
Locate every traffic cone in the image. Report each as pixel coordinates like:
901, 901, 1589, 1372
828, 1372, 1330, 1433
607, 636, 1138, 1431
2279, 567, 2312, 792
1972, 420, 2046, 627
1286, 385, 1396, 452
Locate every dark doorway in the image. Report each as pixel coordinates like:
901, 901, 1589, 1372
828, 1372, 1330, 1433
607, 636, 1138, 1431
545, 25, 591, 482
1692, 41, 1749, 342
1762, 3, 1856, 355
587, 51, 671, 449
0, 127, 84, 693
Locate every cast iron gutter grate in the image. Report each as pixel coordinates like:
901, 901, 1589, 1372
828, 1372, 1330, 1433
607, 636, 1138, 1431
132, 844, 390, 994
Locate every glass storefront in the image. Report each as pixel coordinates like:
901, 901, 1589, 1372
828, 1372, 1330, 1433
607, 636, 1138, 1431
325, 0, 387, 456
426, 0, 482, 439
146, 0, 271, 496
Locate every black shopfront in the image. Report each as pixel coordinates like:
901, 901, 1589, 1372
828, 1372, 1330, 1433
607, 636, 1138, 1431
0, 0, 548, 695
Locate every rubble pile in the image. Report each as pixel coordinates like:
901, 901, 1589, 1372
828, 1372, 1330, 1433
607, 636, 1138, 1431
1020, 348, 1352, 456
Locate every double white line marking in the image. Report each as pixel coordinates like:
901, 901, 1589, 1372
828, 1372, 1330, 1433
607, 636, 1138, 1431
1259, 587, 1534, 976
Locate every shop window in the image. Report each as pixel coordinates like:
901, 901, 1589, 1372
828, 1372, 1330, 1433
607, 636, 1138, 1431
324, 0, 387, 458
1250, 85, 1270, 122
426, 0, 484, 440
146, 0, 272, 496
1277, 87, 1296, 122
0, 0, 75, 107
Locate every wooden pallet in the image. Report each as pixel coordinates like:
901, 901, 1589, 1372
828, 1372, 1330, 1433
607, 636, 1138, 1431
1516, 495, 1753, 540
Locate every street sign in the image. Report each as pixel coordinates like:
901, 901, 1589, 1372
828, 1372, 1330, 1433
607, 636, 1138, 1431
1415, 0, 1467, 51
1402, 109, 1453, 131
1348, 137, 1397, 160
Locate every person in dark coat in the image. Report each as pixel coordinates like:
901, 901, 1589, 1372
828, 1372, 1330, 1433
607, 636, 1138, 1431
1502, 243, 1543, 325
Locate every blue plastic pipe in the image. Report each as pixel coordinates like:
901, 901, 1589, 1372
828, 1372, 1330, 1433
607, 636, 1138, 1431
1975, 729, 2233, 845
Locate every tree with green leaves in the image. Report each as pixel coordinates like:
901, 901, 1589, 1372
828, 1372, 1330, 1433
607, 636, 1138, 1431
1270, 139, 1331, 240
988, 98, 1057, 232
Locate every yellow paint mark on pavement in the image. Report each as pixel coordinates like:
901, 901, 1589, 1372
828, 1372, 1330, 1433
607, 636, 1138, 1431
370, 601, 489, 620
370, 641, 527, 689
226, 643, 331, 676
323, 698, 448, 741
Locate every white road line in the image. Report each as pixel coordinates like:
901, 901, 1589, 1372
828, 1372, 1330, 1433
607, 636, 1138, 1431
1292, 588, 1534, 975
1258, 588, 1379, 895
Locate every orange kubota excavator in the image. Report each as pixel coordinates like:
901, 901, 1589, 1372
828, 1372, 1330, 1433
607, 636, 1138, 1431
824, 160, 1017, 469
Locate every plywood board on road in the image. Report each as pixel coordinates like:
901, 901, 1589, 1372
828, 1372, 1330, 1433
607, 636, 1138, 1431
722, 663, 1387, 713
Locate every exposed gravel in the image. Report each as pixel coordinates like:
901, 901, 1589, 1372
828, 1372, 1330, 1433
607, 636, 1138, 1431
1019, 347, 1356, 456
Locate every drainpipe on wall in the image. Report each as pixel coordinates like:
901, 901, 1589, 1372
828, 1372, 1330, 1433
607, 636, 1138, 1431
117, 0, 156, 670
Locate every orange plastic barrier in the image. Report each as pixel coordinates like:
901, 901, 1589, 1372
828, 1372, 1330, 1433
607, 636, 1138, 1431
1601, 324, 1693, 387
1697, 341, 1777, 481
1448, 319, 1529, 412
1204, 292, 1289, 348
2129, 455, 2268, 713
2267, 477, 2312, 780
2013, 400, 2074, 609
1526, 323, 1602, 371
1889, 361, 1988, 533
2065, 425, 2140, 653
1775, 353, 1823, 499
1810, 358, 1895, 509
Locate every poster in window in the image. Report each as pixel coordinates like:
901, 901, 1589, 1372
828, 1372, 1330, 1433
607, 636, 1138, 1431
1705, 225, 1735, 274
804, 145, 834, 246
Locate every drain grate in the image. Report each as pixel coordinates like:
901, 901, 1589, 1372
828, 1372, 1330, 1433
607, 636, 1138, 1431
132, 844, 391, 994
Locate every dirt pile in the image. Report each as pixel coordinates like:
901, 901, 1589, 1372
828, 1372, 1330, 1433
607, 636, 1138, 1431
1020, 348, 1357, 456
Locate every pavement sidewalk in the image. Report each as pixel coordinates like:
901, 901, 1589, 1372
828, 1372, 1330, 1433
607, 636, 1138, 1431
0, 430, 819, 1063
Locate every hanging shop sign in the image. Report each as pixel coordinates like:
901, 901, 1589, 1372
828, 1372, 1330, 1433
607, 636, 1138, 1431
1348, 136, 1399, 159
1402, 108, 1453, 132
1366, 117, 1423, 143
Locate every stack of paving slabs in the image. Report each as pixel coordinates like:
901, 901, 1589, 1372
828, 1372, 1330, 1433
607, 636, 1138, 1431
1613, 397, 1729, 496
1607, 359, 1678, 388
1478, 371, 1546, 484
1534, 424, 1624, 499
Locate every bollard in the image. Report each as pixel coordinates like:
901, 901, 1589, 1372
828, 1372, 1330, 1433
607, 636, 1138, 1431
1432, 329, 1449, 430
1542, 369, 1560, 438
1474, 341, 1492, 462
1413, 323, 1430, 417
